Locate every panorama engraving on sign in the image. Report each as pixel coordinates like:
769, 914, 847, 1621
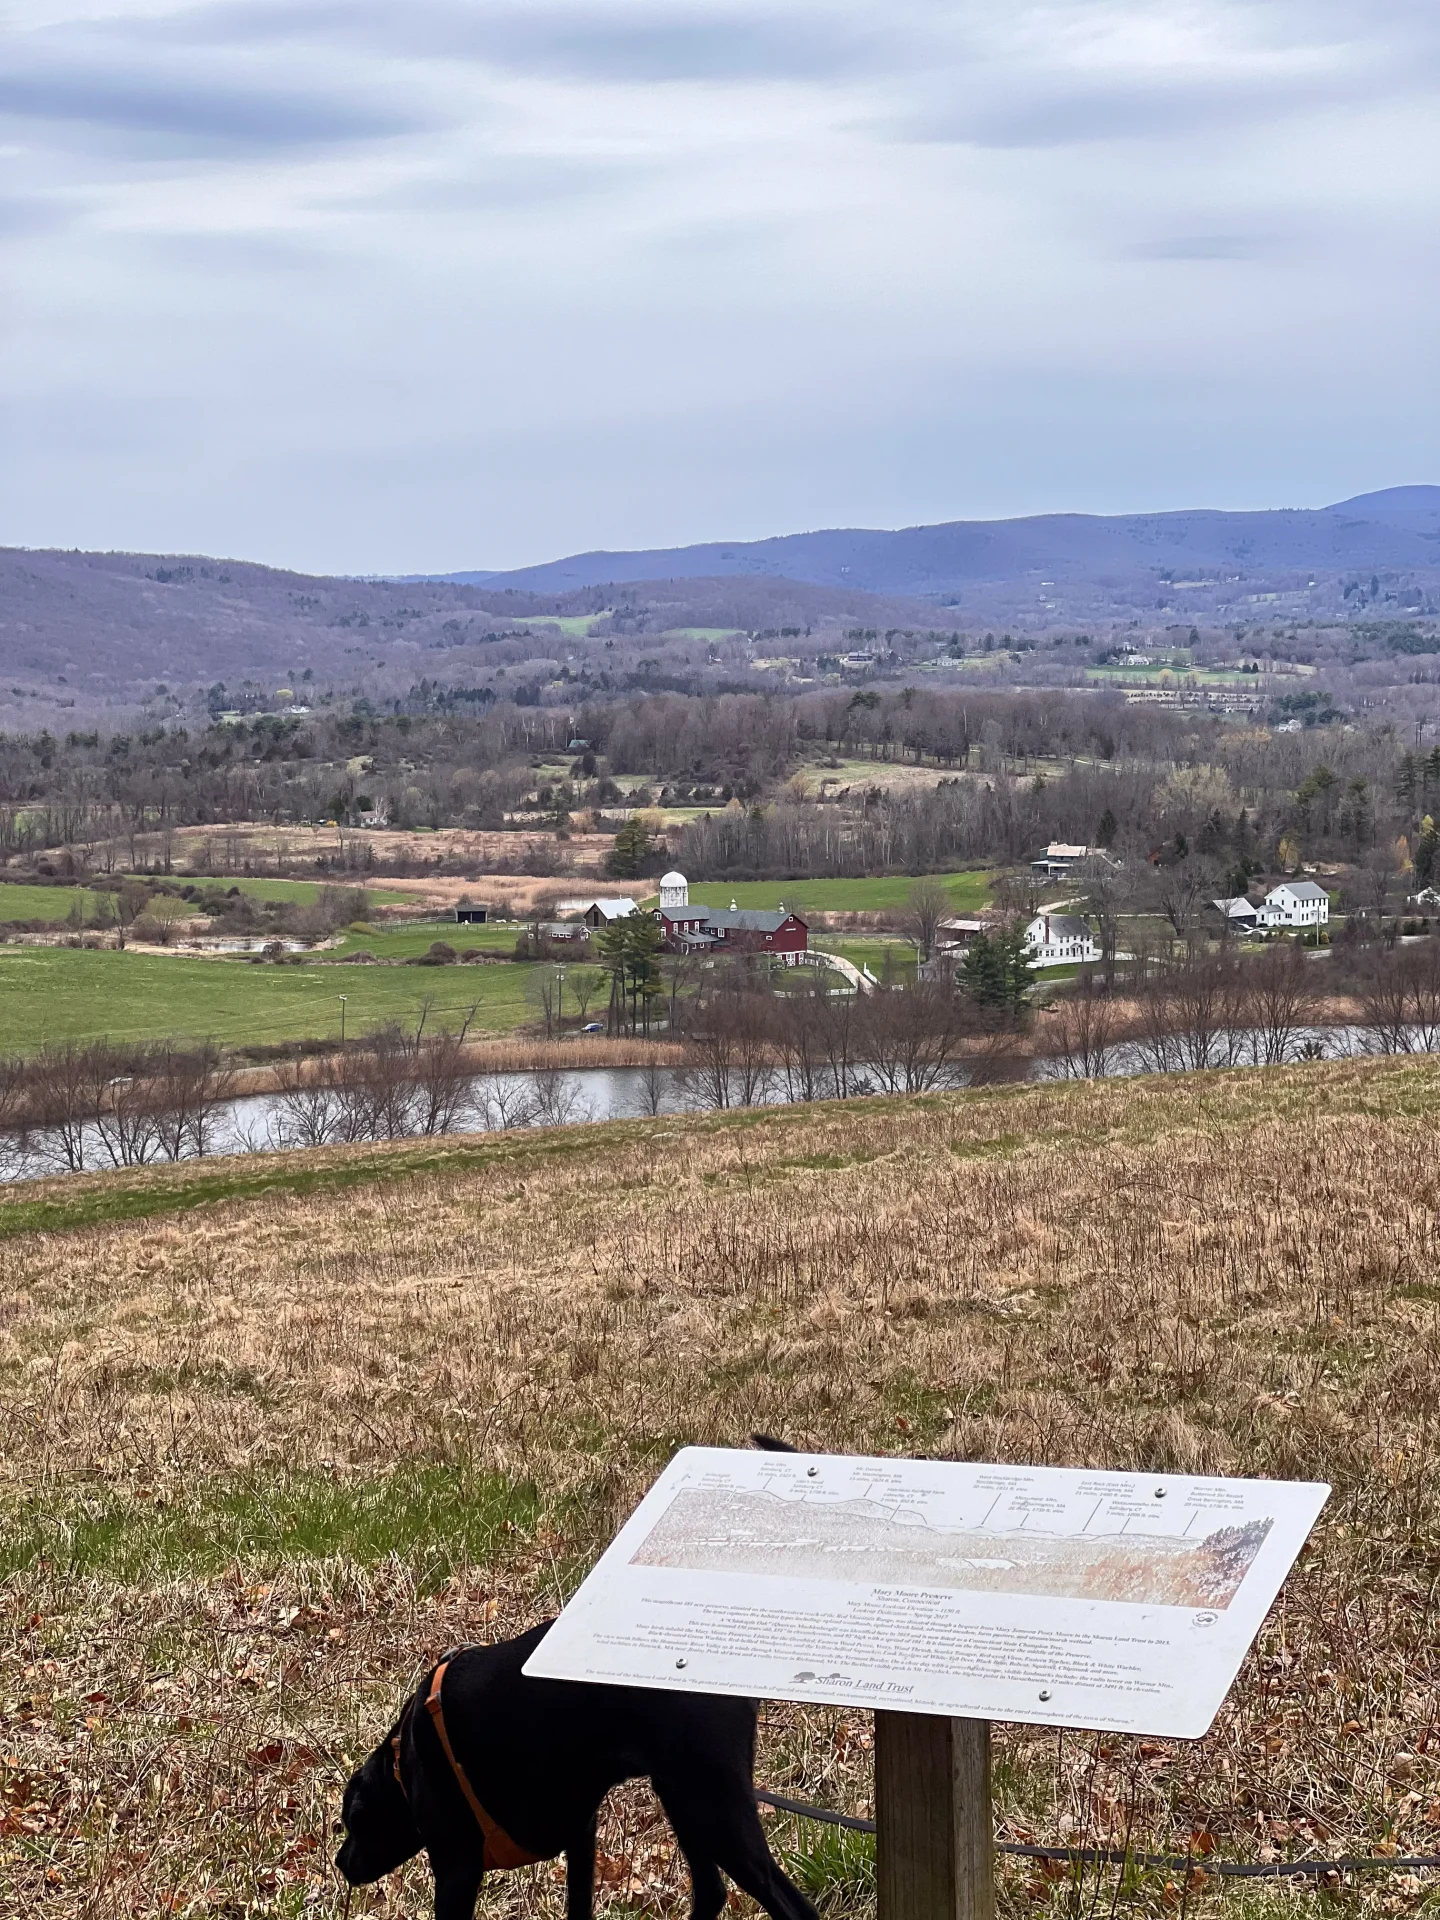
524, 1448, 1329, 1738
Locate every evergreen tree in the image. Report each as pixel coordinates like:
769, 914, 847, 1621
958, 926, 1031, 1015
598, 913, 665, 1033
607, 816, 652, 879
1095, 807, 1118, 848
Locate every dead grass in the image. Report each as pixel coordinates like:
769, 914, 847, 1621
148, 824, 621, 913
3, 1058, 1440, 1918
231, 1034, 687, 1095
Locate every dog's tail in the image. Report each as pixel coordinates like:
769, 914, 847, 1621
750, 1432, 798, 1453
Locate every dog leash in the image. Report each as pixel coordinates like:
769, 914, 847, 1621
390, 1658, 542, 1872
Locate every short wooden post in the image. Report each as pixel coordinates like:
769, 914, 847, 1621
875, 1713, 994, 1920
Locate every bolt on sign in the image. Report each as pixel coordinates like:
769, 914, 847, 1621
526, 1448, 1329, 1740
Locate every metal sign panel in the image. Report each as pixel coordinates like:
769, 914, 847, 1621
524, 1448, 1328, 1738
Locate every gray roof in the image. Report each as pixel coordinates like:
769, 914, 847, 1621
1212, 896, 1259, 917
702, 906, 803, 933
1273, 880, 1328, 900
1033, 914, 1091, 941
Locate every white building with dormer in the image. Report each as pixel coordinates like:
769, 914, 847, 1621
1259, 881, 1329, 929
1024, 912, 1100, 967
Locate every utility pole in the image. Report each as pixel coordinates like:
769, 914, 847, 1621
338, 994, 347, 1044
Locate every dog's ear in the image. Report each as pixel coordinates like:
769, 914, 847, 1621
750, 1432, 798, 1453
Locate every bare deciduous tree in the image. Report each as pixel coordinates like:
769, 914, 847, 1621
567, 968, 606, 1024
1044, 974, 1116, 1080
1242, 941, 1319, 1066
531, 1067, 585, 1128
903, 876, 952, 962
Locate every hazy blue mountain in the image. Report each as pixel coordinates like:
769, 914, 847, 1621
428, 486, 1440, 598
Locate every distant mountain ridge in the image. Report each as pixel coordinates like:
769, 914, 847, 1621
427, 487, 1440, 598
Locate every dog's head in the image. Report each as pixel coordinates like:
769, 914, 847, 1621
335, 1729, 422, 1886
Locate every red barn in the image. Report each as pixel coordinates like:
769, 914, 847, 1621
658, 901, 808, 958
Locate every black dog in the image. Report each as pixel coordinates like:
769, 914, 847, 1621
337, 1620, 821, 1920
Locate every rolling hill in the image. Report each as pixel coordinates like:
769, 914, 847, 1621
432, 487, 1440, 597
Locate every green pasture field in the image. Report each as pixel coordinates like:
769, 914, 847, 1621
0, 883, 159, 924
525, 613, 605, 636
654, 870, 991, 914
0, 875, 407, 924
0, 946, 536, 1052
812, 935, 918, 982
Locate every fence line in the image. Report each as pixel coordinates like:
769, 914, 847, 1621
754, 1788, 1440, 1880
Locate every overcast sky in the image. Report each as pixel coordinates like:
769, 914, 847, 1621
3, 0, 1437, 574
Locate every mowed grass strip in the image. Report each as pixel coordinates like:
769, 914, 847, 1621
5, 1056, 1440, 1917
0, 1462, 538, 1588
0, 944, 535, 1051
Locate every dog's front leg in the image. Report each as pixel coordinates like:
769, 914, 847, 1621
431, 1856, 483, 1920
566, 1816, 597, 1920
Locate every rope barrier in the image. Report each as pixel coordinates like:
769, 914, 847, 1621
754, 1790, 1440, 1879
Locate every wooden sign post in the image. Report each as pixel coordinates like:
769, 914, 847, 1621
876, 1713, 994, 1920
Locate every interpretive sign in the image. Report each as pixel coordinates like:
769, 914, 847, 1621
526, 1447, 1328, 1738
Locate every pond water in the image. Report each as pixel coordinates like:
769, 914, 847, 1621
0, 1024, 1424, 1183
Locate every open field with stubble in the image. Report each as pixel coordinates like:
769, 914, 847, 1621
3, 1059, 1440, 1920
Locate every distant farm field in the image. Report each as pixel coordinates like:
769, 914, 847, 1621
0, 875, 408, 925
2, 1058, 1439, 1918
194, 874, 409, 906
1084, 667, 1255, 686
0, 883, 138, 924
0, 946, 535, 1051
666, 870, 991, 914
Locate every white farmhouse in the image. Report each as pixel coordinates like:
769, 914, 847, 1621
1259, 881, 1330, 929
1024, 912, 1100, 968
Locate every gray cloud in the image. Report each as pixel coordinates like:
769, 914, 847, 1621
0, 43, 430, 157
110, 0, 883, 82
905, 61, 1433, 152
450, 10, 867, 84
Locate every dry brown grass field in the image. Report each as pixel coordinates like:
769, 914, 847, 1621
3, 1059, 1440, 1920
150, 825, 618, 913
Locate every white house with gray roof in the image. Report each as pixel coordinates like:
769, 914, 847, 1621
1259, 881, 1329, 929
1024, 912, 1100, 967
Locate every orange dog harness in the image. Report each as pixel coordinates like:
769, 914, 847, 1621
390, 1657, 542, 1872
